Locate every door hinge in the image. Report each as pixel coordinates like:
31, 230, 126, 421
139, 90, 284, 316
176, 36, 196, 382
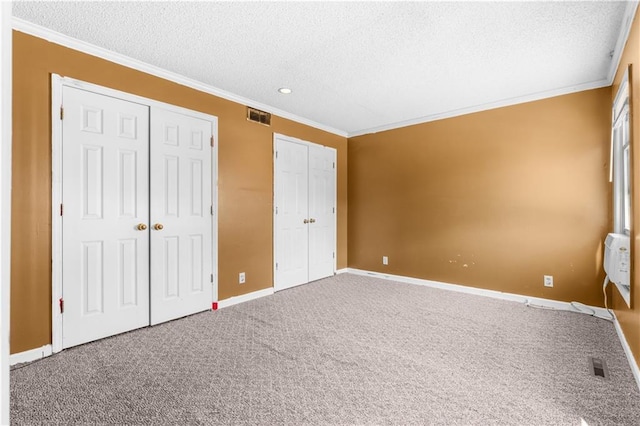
333, 252, 335, 259
275, 262, 278, 270
275, 151, 278, 159
275, 206, 278, 214
59, 298, 64, 314
60, 106, 64, 120
333, 162, 335, 169
210, 135, 214, 147
211, 274, 214, 283
60, 204, 64, 216
333, 207, 335, 214
211, 205, 214, 216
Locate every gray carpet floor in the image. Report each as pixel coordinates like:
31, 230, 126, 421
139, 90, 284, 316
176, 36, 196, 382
10, 273, 640, 425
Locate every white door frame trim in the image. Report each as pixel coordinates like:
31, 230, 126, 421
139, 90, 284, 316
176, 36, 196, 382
272, 133, 338, 290
51, 75, 63, 353
51, 75, 219, 353
0, 1, 12, 423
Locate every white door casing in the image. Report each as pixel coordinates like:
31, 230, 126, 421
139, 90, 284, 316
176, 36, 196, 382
61, 86, 150, 349
150, 106, 213, 325
0, 2, 11, 423
274, 134, 336, 291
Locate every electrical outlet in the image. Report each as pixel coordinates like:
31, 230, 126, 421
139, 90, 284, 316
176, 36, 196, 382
544, 275, 553, 287
239, 272, 246, 284
382, 256, 389, 265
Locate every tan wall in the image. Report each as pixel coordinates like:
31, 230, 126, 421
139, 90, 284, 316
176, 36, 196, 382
11, 31, 348, 354
612, 8, 640, 368
348, 88, 611, 307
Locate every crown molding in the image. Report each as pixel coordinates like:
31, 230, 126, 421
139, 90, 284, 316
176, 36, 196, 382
12, 17, 348, 138
348, 79, 610, 138
14, 6, 636, 141
349, 1, 637, 138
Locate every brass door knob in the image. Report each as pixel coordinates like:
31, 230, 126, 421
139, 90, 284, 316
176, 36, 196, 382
309, 218, 316, 223
137, 223, 147, 231
303, 219, 309, 224
154, 223, 164, 230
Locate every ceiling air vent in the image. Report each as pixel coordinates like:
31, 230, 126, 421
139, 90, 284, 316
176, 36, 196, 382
247, 107, 271, 126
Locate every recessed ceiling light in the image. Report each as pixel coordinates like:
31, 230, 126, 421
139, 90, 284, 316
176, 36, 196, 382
278, 88, 292, 94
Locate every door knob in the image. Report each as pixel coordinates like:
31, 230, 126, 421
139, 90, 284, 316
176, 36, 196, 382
309, 218, 316, 223
137, 223, 147, 231
303, 219, 309, 224
154, 223, 164, 230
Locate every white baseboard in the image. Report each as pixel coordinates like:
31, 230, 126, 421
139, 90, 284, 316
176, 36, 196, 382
348, 268, 640, 390
613, 317, 640, 391
217, 287, 274, 310
10, 288, 276, 365
347, 268, 612, 318
9, 344, 52, 366
335, 268, 348, 275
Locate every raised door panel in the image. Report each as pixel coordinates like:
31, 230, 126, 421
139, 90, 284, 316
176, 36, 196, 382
308, 145, 336, 282
274, 138, 310, 291
150, 107, 213, 325
61, 86, 150, 349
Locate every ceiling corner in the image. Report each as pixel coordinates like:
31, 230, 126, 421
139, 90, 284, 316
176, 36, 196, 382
607, 1, 639, 85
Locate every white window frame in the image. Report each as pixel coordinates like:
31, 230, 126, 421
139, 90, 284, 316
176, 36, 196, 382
612, 69, 631, 236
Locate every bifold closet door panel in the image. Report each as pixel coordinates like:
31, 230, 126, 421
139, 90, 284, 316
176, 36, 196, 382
308, 145, 336, 282
274, 138, 310, 291
149, 106, 213, 325
61, 86, 150, 349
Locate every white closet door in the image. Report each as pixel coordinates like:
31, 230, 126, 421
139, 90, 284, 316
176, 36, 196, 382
308, 145, 336, 282
274, 138, 309, 291
149, 107, 213, 325
62, 86, 150, 348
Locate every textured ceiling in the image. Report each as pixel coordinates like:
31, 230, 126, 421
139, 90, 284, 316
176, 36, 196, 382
12, 1, 637, 136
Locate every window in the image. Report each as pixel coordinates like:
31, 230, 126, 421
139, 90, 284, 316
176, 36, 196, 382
612, 69, 631, 235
